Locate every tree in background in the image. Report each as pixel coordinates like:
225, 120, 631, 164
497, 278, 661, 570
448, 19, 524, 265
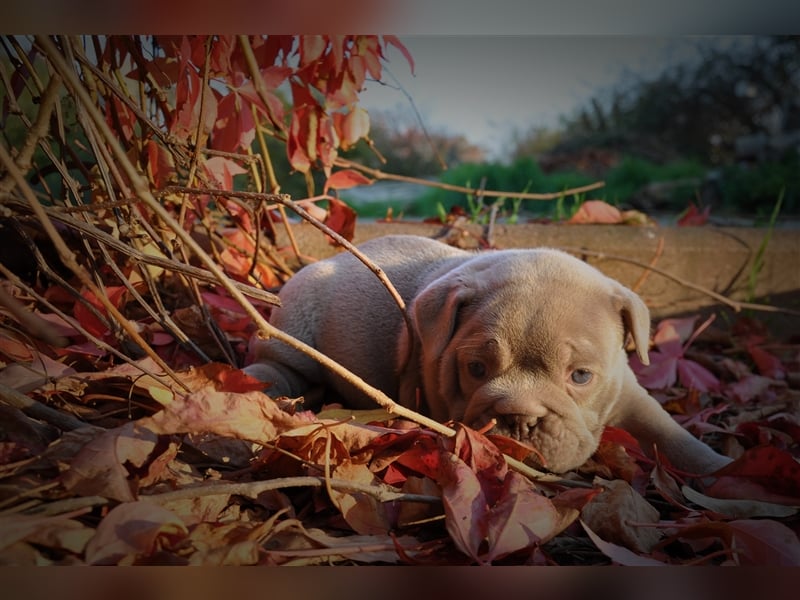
503, 36, 800, 215
534, 36, 800, 166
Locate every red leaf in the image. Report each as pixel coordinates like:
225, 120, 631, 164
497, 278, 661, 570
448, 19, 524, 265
393, 433, 446, 480
324, 169, 374, 193
193, 363, 269, 393
202, 156, 247, 190
324, 198, 357, 243
703, 445, 800, 504
484, 471, 560, 562
567, 200, 623, 224
677, 202, 711, 226
451, 426, 508, 506
652, 316, 699, 354
438, 448, 488, 562
300, 35, 327, 66
630, 351, 678, 389
287, 105, 316, 173
599, 426, 649, 464
73, 286, 127, 338
382, 35, 415, 75
725, 519, 800, 566
144, 140, 175, 188
676, 359, 720, 392
669, 519, 800, 566
630, 315, 720, 392
0, 332, 34, 362
213, 91, 256, 153
485, 434, 543, 463
747, 344, 786, 379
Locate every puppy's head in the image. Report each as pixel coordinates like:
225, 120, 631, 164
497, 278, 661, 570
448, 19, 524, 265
403, 249, 651, 473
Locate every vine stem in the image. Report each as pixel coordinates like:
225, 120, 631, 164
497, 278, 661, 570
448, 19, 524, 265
559, 246, 800, 316
334, 157, 606, 201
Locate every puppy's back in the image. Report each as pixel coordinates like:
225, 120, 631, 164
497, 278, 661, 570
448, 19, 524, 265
252, 235, 469, 405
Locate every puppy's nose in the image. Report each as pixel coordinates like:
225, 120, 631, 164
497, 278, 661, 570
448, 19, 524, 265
500, 414, 540, 439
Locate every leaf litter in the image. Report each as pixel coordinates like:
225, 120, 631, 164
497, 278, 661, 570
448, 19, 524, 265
2, 268, 798, 566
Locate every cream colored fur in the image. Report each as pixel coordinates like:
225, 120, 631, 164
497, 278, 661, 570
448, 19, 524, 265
245, 235, 731, 474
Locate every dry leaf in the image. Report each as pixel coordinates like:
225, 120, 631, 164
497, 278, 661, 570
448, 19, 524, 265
580, 478, 662, 553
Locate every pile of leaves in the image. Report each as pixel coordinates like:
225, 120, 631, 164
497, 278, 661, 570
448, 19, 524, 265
1, 35, 799, 566
1, 295, 799, 565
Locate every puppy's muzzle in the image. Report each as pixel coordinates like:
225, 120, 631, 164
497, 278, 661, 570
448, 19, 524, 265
497, 413, 541, 440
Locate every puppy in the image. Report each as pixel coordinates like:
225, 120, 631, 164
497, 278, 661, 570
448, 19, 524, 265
245, 235, 731, 474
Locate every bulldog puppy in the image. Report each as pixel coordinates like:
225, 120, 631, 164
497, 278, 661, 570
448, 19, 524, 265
245, 235, 731, 474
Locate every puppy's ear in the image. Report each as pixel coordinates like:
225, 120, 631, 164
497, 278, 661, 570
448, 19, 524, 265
614, 286, 651, 365
409, 273, 475, 360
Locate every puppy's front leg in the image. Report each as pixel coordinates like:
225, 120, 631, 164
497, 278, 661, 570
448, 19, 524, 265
612, 369, 732, 475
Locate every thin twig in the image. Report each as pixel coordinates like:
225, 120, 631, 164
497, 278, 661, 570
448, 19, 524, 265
0, 285, 68, 347
0, 383, 98, 432
0, 260, 192, 393
237, 35, 287, 134
2, 198, 280, 306
0, 142, 191, 393
186, 35, 212, 186
631, 235, 665, 293
335, 157, 606, 201
165, 185, 413, 330
0, 73, 61, 194
18, 495, 110, 517
560, 246, 800, 316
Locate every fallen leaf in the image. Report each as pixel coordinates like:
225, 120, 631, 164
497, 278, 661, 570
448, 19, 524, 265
702, 445, 800, 505
677, 202, 711, 226
0, 353, 76, 393
681, 485, 798, 519
84, 501, 188, 565
72, 286, 127, 339
664, 518, 800, 566
725, 519, 800, 566
329, 460, 394, 535
746, 344, 786, 380
140, 389, 314, 445
581, 520, 668, 566
580, 478, 662, 553
61, 421, 169, 502
484, 470, 561, 561
567, 200, 623, 224
0, 511, 93, 556
630, 315, 720, 392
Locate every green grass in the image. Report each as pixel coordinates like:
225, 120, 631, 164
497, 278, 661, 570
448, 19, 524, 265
400, 155, 707, 221
343, 152, 799, 223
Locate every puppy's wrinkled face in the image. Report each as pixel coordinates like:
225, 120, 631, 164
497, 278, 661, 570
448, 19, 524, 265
415, 252, 640, 473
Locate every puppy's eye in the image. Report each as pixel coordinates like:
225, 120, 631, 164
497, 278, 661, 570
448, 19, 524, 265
467, 361, 487, 379
570, 369, 593, 385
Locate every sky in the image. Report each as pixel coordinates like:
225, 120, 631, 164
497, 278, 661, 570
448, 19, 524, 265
358, 36, 745, 160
